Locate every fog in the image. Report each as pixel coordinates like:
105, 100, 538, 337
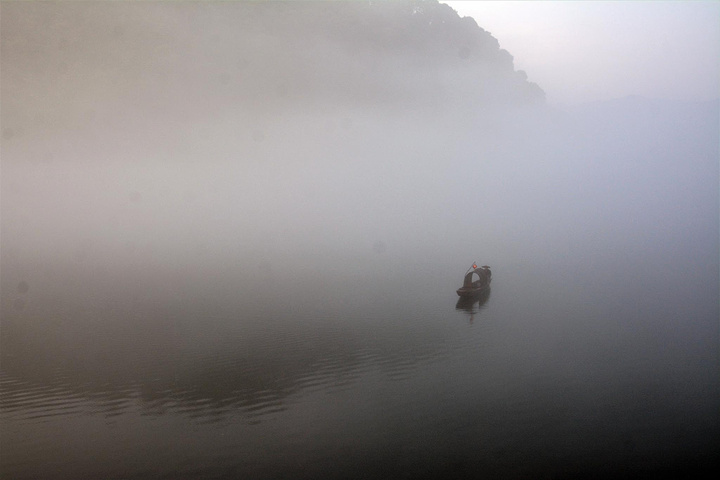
2, 0, 717, 308
2, 3, 718, 477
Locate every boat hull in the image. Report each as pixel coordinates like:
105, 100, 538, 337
456, 283, 490, 297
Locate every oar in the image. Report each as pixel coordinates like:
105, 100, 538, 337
464, 262, 478, 275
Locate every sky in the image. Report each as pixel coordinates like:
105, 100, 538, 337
444, 1, 720, 106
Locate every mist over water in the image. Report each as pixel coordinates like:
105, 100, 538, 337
2, 2, 718, 478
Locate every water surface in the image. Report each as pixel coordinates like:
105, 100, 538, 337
2, 245, 717, 479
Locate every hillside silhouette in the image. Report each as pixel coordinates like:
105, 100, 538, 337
1, 0, 544, 140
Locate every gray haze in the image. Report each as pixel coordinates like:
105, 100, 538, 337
1, 1, 541, 283
2, 2, 718, 478
2, 0, 716, 330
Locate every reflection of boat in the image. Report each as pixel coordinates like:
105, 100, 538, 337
456, 264, 491, 297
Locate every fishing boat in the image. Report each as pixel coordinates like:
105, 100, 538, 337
456, 263, 492, 297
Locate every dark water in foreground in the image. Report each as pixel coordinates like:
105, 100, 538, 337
1, 247, 718, 479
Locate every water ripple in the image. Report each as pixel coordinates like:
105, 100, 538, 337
1, 372, 137, 421
1, 303, 462, 426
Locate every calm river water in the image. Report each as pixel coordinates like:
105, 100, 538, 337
1, 242, 718, 479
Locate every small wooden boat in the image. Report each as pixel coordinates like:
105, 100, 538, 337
456, 264, 491, 297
